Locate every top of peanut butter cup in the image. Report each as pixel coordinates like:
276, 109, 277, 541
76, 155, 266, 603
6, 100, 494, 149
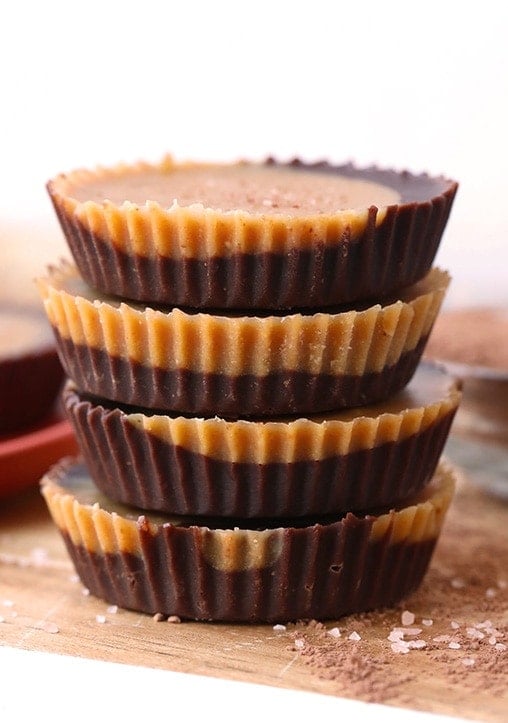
47, 157, 458, 310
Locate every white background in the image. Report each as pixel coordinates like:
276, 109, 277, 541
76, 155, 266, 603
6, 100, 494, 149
1, 0, 507, 307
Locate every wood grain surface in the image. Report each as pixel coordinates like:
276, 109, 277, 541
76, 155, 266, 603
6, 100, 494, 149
1, 434, 507, 722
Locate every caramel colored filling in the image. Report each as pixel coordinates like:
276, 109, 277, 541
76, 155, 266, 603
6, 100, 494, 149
60, 161, 401, 216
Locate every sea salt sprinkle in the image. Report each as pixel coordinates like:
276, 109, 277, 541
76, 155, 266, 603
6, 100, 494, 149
95, 615, 106, 624
273, 624, 287, 632
327, 627, 341, 638
348, 631, 361, 641
401, 610, 415, 626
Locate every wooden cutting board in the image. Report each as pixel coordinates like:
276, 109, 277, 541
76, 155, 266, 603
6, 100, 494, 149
0, 433, 507, 722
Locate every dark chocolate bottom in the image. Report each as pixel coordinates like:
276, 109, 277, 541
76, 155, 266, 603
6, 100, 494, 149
65, 387, 456, 516
61, 531, 436, 623
54, 334, 429, 417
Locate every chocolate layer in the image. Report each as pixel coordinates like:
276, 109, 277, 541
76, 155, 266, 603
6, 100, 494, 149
41, 459, 455, 622
63, 362, 460, 516
62, 532, 435, 623
55, 332, 430, 417
48, 158, 457, 310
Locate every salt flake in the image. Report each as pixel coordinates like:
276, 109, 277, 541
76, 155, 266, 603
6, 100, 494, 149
328, 627, 341, 638
401, 610, 415, 626
391, 641, 410, 654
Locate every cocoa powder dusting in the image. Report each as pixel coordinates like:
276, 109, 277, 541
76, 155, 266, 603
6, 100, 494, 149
285, 469, 508, 709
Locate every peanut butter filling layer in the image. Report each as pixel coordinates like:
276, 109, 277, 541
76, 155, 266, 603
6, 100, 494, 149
38, 261, 449, 377
41, 458, 455, 562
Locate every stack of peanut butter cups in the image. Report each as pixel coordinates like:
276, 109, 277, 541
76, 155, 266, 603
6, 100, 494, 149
38, 157, 461, 623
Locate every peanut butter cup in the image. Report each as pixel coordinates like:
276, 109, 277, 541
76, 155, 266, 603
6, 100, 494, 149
41, 457, 455, 622
38, 261, 449, 417
0, 303, 64, 433
47, 157, 457, 310
63, 362, 461, 517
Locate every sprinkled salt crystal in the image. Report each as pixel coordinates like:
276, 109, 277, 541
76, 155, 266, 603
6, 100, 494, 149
450, 577, 466, 589
167, 615, 181, 624
476, 619, 492, 629
495, 643, 507, 651
69, 574, 80, 583
407, 639, 427, 650
348, 631, 361, 641
0, 616, 5, 623
433, 635, 452, 643
153, 613, 165, 622
449, 642, 461, 650
488, 636, 497, 645
422, 619, 433, 627
81, 587, 90, 596
328, 627, 341, 638
401, 610, 415, 626
2, 600, 14, 607
391, 641, 410, 654
294, 638, 305, 650
395, 627, 422, 637
462, 657, 476, 667
273, 624, 286, 632
388, 630, 404, 642
96, 615, 106, 624
485, 626, 501, 637
450, 620, 460, 630
107, 605, 118, 614
34, 621, 59, 634
485, 588, 497, 599
467, 627, 485, 640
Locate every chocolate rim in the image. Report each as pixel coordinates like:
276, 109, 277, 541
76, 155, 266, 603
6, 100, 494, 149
62, 362, 461, 516
40, 458, 455, 622
38, 263, 449, 416
47, 157, 458, 309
